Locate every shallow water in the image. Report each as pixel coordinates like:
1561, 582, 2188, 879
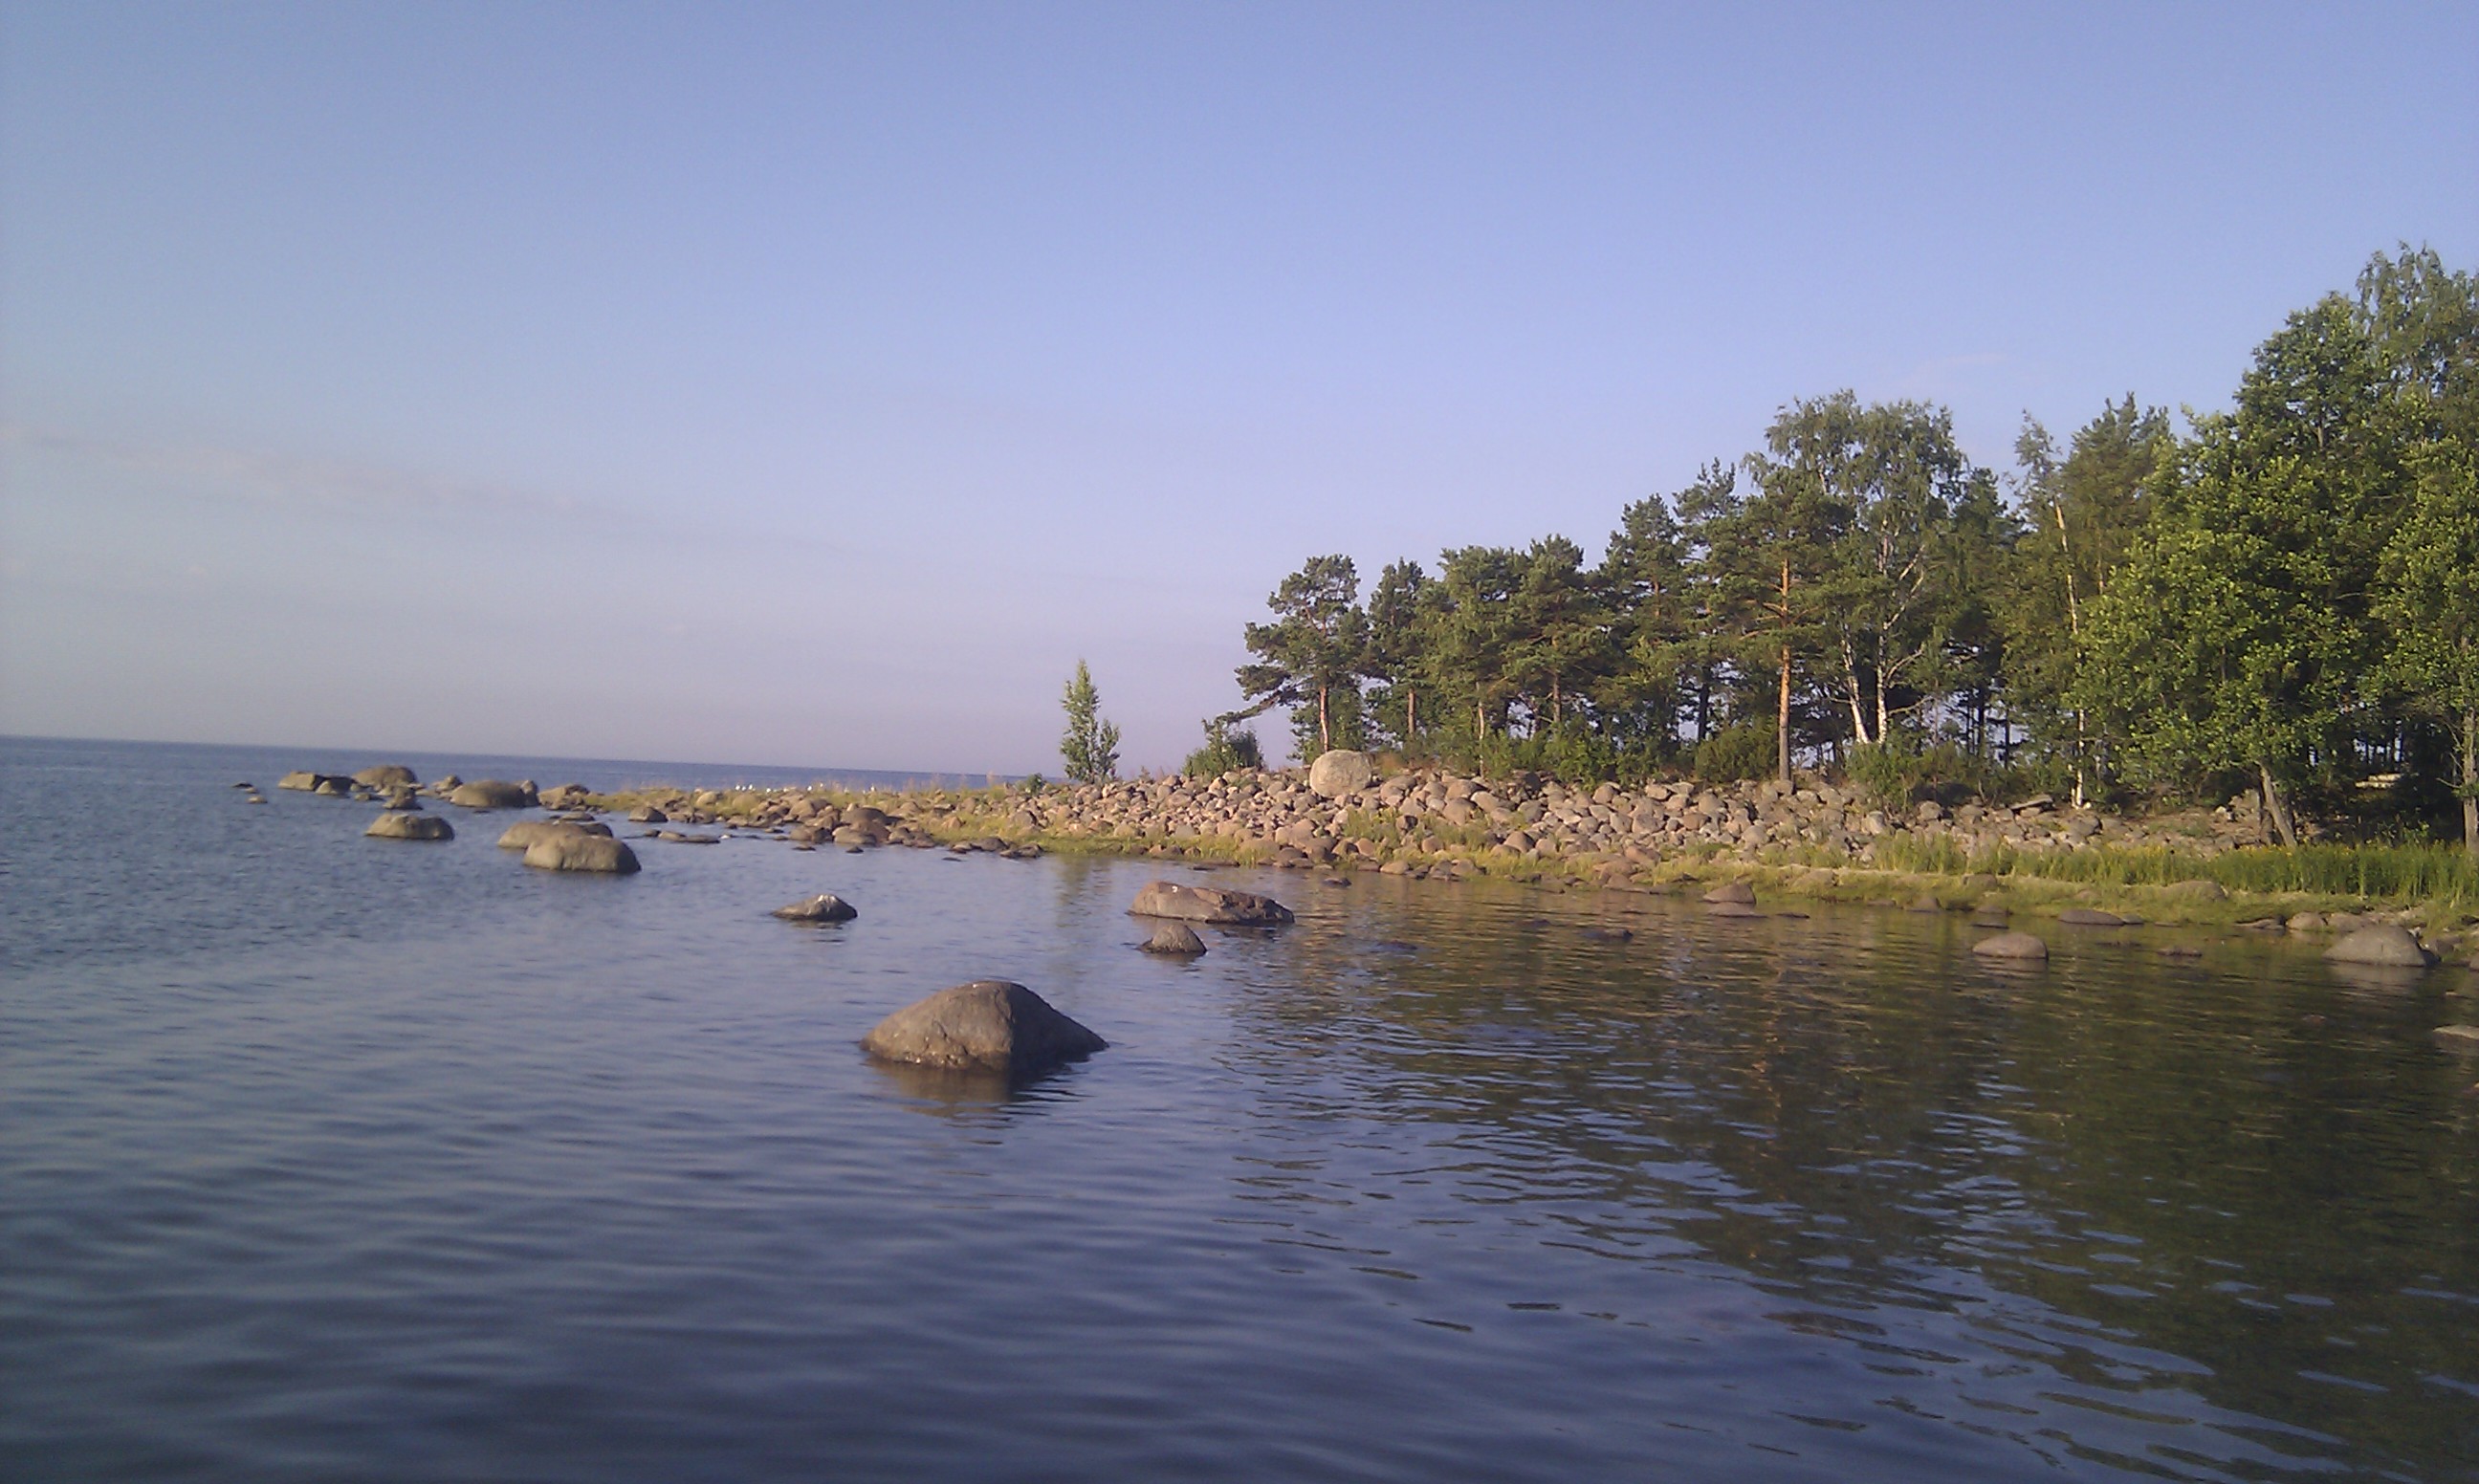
5, 736, 2477, 1481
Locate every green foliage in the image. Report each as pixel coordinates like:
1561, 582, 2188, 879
1183, 719, 1264, 777
1209, 245, 2479, 848
1058, 660, 1122, 784
1869, 836, 2479, 906
1693, 724, 1777, 783
1239, 555, 1368, 758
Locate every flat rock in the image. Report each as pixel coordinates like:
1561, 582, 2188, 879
860, 980, 1107, 1075
365, 813, 453, 840
521, 834, 640, 874
449, 779, 537, 810
2434, 1024, 2479, 1047
774, 893, 858, 923
1307, 750, 1374, 798
1972, 931, 2050, 960
1701, 881, 1756, 905
496, 819, 613, 850
2324, 925, 2434, 968
1141, 922, 1207, 955
2057, 908, 2126, 927
1129, 881, 1293, 926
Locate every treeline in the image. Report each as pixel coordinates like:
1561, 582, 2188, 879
1216, 246, 2479, 851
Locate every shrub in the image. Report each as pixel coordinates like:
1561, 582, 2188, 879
1693, 724, 1776, 783
1183, 721, 1264, 778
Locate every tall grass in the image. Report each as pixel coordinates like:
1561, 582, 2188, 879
1869, 836, 2479, 906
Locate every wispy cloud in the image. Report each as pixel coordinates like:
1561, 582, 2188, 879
0, 423, 599, 523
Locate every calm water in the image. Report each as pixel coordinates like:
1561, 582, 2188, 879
4, 736, 2477, 1482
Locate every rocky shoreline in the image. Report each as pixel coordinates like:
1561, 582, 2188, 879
270, 751, 2479, 966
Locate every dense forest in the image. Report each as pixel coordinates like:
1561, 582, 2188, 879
1210, 246, 2479, 852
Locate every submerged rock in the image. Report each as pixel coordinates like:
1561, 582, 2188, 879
860, 981, 1107, 1075
1141, 922, 1207, 955
496, 819, 612, 850
774, 893, 858, 924
2324, 925, 2434, 968
1972, 931, 2049, 960
521, 834, 640, 874
2057, 908, 2126, 927
365, 813, 452, 841
1129, 881, 1293, 926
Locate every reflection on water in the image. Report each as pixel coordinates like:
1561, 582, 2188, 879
3, 737, 2476, 1482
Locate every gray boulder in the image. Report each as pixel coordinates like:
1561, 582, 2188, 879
521, 834, 640, 874
497, 819, 613, 850
353, 764, 419, 789
1702, 881, 1755, 905
1142, 922, 1207, 955
1307, 750, 1374, 798
2057, 908, 2127, 927
537, 783, 593, 810
277, 770, 335, 792
1129, 881, 1293, 926
860, 980, 1107, 1075
773, 893, 858, 923
2324, 925, 2435, 968
366, 813, 453, 841
450, 779, 537, 810
1972, 931, 2050, 961
627, 804, 669, 822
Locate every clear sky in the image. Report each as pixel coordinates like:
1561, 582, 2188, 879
4, 2, 2473, 773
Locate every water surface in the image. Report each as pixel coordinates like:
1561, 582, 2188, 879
5, 737, 2476, 1480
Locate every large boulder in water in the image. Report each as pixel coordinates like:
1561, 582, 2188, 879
522, 834, 640, 874
1307, 749, 1374, 798
449, 779, 537, 810
1702, 881, 1755, 906
496, 819, 613, 851
860, 981, 1106, 1075
277, 770, 333, 792
1129, 881, 1292, 926
773, 893, 858, 923
2325, 925, 2435, 968
366, 813, 453, 840
353, 764, 418, 789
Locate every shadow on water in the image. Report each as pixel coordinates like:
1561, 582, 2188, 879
860, 1057, 1094, 1120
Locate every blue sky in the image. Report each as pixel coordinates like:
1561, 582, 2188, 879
4, 2, 2472, 772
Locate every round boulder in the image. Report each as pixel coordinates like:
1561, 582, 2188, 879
2324, 925, 2435, 968
497, 819, 613, 851
2057, 908, 2127, 927
773, 893, 858, 924
450, 779, 537, 810
1702, 881, 1756, 906
860, 980, 1107, 1075
521, 834, 640, 874
366, 813, 453, 841
1972, 931, 2050, 961
1307, 750, 1375, 799
353, 764, 419, 789
1141, 923, 1207, 956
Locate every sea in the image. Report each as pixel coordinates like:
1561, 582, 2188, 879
4, 734, 2476, 1482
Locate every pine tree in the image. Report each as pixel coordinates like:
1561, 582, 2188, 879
1059, 660, 1122, 784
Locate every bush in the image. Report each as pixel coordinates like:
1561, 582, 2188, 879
1693, 724, 1776, 783
1183, 721, 1264, 778
1846, 741, 1926, 810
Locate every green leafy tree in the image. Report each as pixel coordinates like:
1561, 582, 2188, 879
1428, 545, 1526, 751
1059, 660, 1122, 784
2375, 442, 2479, 854
1594, 471, 1707, 757
2079, 298, 2402, 843
1725, 394, 1865, 779
1239, 555, 1369, 757
2000, 397, 2171, 798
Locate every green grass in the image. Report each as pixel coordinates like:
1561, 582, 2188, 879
1871, 836, 2479, 906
